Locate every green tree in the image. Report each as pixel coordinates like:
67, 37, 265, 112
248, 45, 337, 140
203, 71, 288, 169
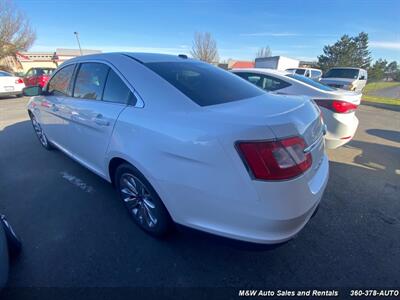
368, 59, 388, 82
318, 32, 371, 72
385, 61, 398, 80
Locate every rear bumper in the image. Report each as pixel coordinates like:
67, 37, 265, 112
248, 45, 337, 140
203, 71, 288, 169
324, 111, 359, 149
227, 154, 329, 244
171, 154, 329, 245
0, 91, 22, 97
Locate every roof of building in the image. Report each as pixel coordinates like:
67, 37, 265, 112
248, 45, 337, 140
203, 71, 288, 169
230, 61, 255, 69
56, 48, 102, 56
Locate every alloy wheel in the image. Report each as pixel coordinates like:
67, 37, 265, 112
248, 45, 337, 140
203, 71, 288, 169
31, 116, 48, 147
119, 173, 158, 229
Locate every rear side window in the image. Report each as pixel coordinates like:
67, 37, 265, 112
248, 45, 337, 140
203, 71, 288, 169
311, 70, 321, 77
235, 72, 291, 92
47, 64, 75, 96
145, 62, 263, 106
103, 69, 135, 105
73, 63, 109, 100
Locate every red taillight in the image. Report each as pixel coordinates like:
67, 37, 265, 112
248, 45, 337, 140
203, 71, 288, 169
15, 78, 24, 84
237, 136, 312, 180
314, 100, 358, 113
38, 75, 49, 87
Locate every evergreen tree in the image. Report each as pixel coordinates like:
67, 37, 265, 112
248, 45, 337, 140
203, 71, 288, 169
318, 32, 371, 72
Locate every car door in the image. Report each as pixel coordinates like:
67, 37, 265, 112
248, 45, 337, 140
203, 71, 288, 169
40, 64, 76, 147
65, 62, 131, 175
24, 69, 34, 86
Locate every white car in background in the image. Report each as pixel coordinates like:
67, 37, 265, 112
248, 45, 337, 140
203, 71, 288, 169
0, 71, 25, 98
25, 53, 328, 244
286, 68, 322, 80
320, 67, 367, 92
232, 68, 361, 149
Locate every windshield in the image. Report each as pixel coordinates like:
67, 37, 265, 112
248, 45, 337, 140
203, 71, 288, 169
287, 74, 336, 91
145, 61, 264, 106
323, 68, 360, 79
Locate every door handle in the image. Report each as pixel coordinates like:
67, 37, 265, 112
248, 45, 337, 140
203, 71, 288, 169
94, 114, 110, 126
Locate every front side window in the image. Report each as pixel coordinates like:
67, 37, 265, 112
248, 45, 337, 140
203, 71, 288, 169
26, 69, 34, 77
295, 69, 306, 75
73, 63, 109, 100
145, 62, 263, 106
47, 64, 75, 96
103, 69, 135, 105
235, 72, 291, 92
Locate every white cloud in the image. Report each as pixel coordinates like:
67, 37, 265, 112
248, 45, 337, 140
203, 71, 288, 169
370, 41, 400, 50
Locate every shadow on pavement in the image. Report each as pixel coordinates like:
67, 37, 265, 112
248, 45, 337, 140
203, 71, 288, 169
366, 129, 400, 143
344, 139, 400, 175
1, 120, 400, 288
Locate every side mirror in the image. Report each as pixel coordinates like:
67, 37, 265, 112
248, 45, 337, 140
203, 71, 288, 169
359, 76, 365, 80
23, 85, 43, 96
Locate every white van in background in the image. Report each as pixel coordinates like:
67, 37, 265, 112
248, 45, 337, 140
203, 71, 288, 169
286, 68, 322, 80
320, 67, 368, 92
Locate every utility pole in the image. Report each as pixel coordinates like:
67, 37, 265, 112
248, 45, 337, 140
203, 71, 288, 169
74, 32, 83, 56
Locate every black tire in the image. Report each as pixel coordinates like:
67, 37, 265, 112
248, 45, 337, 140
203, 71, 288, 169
1, 216, 21, 258
16, 94, 23, 98
115, 163, 173, 237
29, 113, 53, 150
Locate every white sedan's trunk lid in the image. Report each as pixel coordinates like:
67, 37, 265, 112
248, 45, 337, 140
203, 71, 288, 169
208, 93, 325, 177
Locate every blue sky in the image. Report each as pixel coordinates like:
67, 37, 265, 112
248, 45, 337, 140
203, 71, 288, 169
15, 0, 400, 62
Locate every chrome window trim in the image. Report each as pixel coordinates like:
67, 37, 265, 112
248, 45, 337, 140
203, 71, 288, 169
60, 59, 145, 108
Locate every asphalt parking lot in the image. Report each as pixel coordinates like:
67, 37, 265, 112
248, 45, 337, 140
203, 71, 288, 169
0, 97, 399, 290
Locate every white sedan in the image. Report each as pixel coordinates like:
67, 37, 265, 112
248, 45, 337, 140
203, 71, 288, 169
25, 53, 328, 244
0, 71, 25, 98
232, 68, 361, 149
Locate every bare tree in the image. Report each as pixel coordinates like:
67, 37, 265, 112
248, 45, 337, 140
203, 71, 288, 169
0, 0, 36, 61
190, 32, 219, 63
256, 46, 272, 58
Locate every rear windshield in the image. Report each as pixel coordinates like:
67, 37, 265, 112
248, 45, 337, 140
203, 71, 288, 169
145, 61, 263, 106
0, 71, 12, 77
323, 68, 359, 79
287, 74, 335, 91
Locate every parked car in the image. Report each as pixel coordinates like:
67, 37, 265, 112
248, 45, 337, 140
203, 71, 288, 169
0, 215, 22, 288
320, 67, 367, 92
24, 53, 328, 244
23, 67, 55, 88
286, 68, 322, 80
0, 71, 25, 98
232, 68, 360, 149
